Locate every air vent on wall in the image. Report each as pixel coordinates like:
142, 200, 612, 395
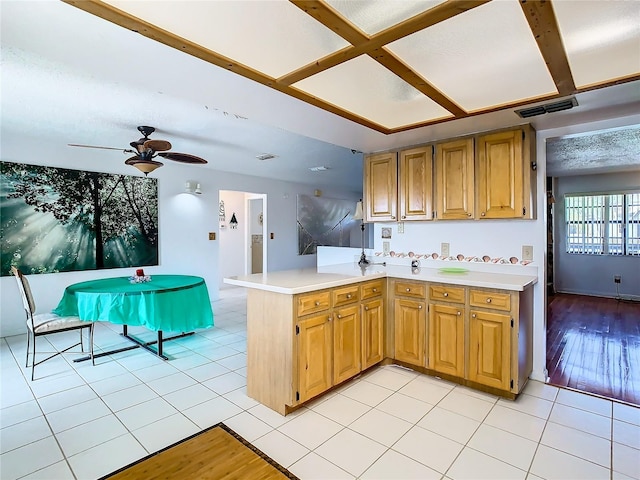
515, 97, 578, 118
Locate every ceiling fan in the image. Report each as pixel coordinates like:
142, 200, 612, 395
68, 126, 208, 175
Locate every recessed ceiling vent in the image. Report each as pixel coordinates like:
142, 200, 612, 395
515, 97, 578, 118
309, 166, 329, 172
256, 153, 277, 161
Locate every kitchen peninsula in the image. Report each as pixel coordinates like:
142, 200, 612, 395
224, 263, 537, 415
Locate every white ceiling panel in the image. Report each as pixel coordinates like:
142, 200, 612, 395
326, 0, 446, 35
292, 55, 453, 129
105, 0, 349, 78
552, 0, 640, 88
387, 0, 558, 112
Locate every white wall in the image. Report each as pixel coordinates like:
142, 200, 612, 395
218, 190, 248, 287
554, 171, 640, 299
1, 155, 361, 337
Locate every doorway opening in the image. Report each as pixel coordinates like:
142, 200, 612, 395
218, 190, 267, 289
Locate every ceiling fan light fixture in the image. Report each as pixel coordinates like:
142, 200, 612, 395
125, 157, 164, 175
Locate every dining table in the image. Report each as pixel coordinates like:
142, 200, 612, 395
53, 274, 214, 362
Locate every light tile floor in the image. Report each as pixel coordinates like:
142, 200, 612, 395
1, 287, 639, 480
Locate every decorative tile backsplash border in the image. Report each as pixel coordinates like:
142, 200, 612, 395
373, 251, 532, 265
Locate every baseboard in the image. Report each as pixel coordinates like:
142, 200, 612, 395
554, 289, 640, 302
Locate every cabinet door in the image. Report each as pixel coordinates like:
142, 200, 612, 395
428, 303, 464, 377
361, 298, 384, 370
476, 130, 524, 219
394, 298, 426, 366
435, 138, 474, 220
333, 305, 361, 385
399, 146, 433, 221
468, 309, 511, 390
297, 314, 332, 403
364, 152, 398, 222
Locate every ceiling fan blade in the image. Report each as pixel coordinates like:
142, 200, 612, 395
68, 143, 131, 152
143, 139, 172, 152
158, 152, 208, 164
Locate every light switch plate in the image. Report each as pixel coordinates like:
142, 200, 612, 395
397, 222, 404, 234
383, 241, 390, 254
441, 242, 450, 258
522, 245, 533, 261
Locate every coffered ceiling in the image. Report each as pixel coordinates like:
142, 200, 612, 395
67, 0, 640, 134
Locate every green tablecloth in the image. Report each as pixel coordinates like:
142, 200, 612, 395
53, 275, 214, 332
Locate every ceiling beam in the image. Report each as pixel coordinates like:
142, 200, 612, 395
519, 0, 576, 96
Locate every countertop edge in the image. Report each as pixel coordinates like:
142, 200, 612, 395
223, 267, 537, 294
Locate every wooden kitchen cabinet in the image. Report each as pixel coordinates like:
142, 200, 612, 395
361, 279, 385, 370
476, 126, 535, 219
435, 138, 474, 220
393, 279, 427, 366
468, 309, 511, 391
333, 305, 361, 385
399, 146, 433, 221
364, 152, 398, 222
428, 295, 465, 377
297, 313, 333, 403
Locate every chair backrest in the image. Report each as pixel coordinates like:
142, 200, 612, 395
10, 267, 36, 315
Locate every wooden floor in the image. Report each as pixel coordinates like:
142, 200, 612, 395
547, 293, 640, 405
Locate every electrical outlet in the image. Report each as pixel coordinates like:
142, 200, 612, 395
383, 241, 390, 254
522, 245, 533, 261
398, 222, 404, 234
614, 275, 621, 284
441, 242, 450, 258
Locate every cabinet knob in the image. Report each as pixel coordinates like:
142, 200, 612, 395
467, 213, 472, 217
315, 301, 320, 306
457, 311, 461, 316
486, 298, 492, 303
418, 305, 423, 310
373, 288, 377, 292
481, 212, 486, 216
337, 314, 342, 319
391, 215, 396, 219
328, 316, 333, 321
406, 288, 411, 292
364, 306, 369, 311
402, 215, 406, 219
347, 294, 352, 299
472, 313, 476, 318
443, 292, 448, 297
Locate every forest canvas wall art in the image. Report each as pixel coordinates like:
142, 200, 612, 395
0, 162, 158, 276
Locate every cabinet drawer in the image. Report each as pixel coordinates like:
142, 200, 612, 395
469, 290, 511, 311
361, 280, 384, 300
333, 285, 360, 307
395, 281, 426, 298
297, 291, 331, 316
429, 285, 465, 303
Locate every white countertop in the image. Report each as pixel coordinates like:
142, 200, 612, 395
224, 263, 538, 294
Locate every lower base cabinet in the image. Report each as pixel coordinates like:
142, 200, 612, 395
333, 305, 361, 386
394, 298, 426, 365
297, 314, 332, 403
468, 309, 511, 391
428, 303, 464, 377
361, 298, 384, 369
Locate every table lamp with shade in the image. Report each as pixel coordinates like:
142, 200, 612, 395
353, 200, 369, 267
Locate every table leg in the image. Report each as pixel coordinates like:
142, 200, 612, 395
73, 329, 194, 363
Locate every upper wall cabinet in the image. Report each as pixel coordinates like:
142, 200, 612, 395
364, 124, 536, 223
435, 138, 474, 220
364, 152, 398, 222
399, 146, 433, 221
364, 147, 433, 223
476, 126, 536, 220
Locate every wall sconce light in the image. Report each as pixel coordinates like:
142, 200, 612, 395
230, 213, 238, 229
185, 181, 202, 195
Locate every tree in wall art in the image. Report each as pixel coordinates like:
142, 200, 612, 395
0, 162, 158, 276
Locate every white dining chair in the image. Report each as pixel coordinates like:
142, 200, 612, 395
11, 267, 94, 380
